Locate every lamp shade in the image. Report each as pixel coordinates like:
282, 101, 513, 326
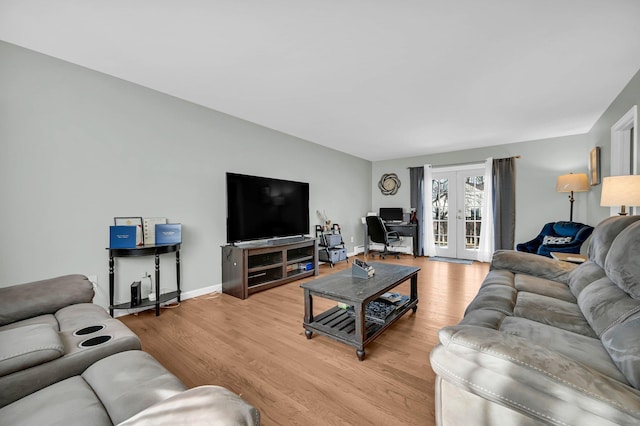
556, 173, 589, 192
600, 175, 640, 207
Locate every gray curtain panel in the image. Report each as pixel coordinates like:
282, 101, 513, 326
493, 157, 516, 250
409, 166, 425, 256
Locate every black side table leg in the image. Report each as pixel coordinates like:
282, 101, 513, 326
109, 255, 114, 317
176, 250, 181, 302
155, 254, 160, 316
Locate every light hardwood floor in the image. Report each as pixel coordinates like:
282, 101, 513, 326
120, 255, 488, 425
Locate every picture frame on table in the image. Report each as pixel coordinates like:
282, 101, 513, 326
114, 216, 144, 245
589, 146, 601, 186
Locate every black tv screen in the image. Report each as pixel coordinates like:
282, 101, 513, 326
226, 173, 310, 243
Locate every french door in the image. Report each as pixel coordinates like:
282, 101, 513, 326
431, 168, 485, 260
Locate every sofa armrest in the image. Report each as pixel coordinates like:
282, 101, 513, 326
0, 275, 94, 326
117, 386, 260, 426
490, 250, 575, 283
430, 326, 640, 425
515, 238, 541, 253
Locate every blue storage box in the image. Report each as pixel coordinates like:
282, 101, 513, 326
155, 223, 182, 245
110, 226, 138, 248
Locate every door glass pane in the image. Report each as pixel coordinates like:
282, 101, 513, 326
432, 178, 449, 247
464, 176, 484, 250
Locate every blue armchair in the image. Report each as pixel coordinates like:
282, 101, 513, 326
516, 221, 594, 257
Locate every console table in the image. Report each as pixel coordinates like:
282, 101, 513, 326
107, 243, 181, 317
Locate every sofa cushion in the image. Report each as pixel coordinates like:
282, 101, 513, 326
513, 292, 597, 337
500, 316, 629, 384
464, 281, 517, 317
568, 261, 608, 299
118, 385, 261, 426
605, 220, 640, 299
459, 309, 507, 329
0, 324, 64, 377
588, 216, 640, 268
0, 376, 112, 426
82, 350, 187, 425
601, 315, 640, 389
514, 274, 576, 303
0, 314, 58, 333
577, 277, 640, 337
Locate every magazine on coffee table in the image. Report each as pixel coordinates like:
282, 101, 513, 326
345, 298, 404, 324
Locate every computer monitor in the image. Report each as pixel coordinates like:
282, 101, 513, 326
379, 207, 403, 222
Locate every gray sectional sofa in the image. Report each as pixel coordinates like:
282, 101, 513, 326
430, 216, 640, 425
0, 274, 141, 407
0, 350, 259, 426
0, 274, 259, 425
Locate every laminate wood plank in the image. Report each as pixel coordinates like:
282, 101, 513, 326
120, 254, 487, 426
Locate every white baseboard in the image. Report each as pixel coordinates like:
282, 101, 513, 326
113, 283, 222, 318
365, 243, 413, 255
182, 284, 222, 299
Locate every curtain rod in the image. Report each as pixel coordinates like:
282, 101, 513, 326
407, 155, 521, 169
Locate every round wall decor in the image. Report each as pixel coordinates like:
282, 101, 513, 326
378, 173, 401, 195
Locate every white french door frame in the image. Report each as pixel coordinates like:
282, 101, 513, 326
611, 105, 638, 215
431, 164, 485, 260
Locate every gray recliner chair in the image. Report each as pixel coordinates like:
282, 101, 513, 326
0, 274, 141, 407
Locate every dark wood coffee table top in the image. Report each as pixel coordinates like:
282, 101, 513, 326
300, 262, 419, 303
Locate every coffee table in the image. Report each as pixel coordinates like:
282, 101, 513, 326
300, 262, 420, 361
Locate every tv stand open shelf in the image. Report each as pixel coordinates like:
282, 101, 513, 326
222, 238, 318, 299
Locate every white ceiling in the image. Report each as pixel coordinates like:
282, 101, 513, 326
2, 1, 640, 161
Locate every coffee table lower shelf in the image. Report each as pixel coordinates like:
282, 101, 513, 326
303, 300, 418, 360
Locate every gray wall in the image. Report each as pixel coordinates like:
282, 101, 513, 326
0, 41, 372, 309
2, 39, 639, 306
587, 66, 640, 204
371, 67, 640, 248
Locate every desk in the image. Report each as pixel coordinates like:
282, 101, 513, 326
363, 222, 419, 257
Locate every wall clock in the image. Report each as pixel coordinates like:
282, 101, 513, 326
378, 173, 401, 195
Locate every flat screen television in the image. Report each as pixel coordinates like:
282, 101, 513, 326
226, 172, 310, 243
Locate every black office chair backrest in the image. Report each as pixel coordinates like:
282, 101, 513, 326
366, 216, 388, 245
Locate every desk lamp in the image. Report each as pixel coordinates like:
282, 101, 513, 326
600, 175, 640, 215
556, 173, 589, 222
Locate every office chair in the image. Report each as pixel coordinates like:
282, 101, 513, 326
366, 216, 402, 259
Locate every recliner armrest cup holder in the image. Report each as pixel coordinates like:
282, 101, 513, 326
79, 335, 112, 348
73, 325, 106, 336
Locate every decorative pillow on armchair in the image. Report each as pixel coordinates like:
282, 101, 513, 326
542, 236, 572, 245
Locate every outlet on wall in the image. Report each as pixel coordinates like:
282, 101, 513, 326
87, 275, 98, 290
350, 236, 354, 243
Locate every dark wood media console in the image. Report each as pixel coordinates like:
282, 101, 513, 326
222, 238, 318, 299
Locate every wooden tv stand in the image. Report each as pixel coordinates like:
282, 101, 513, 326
222, 238, 318, 299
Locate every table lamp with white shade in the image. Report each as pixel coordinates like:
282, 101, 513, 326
600, 175, 640, 215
